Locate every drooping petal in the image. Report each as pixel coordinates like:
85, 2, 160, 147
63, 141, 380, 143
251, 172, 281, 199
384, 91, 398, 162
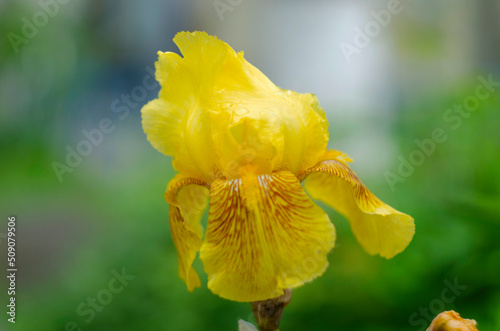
300, 152, 414, 258
165, 175, 210, 291
200, 170, 336, 302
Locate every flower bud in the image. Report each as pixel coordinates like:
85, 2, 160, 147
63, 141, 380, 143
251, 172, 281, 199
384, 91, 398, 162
427, 310, 478, 331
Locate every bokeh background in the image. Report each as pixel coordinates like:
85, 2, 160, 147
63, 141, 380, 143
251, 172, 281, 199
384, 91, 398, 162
1, 0, 499, 330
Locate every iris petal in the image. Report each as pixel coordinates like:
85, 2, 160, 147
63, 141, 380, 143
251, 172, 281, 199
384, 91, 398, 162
301, 153, 415, 258
165, 176, 209, 291
142, 31, 330, 182
200, 171, 335, 302
281, 90, 329, 173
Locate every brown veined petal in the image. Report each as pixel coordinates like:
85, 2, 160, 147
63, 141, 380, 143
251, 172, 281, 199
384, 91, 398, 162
300, 152, 415, 259
200, 170, 336, 302
165, 175, 210, 291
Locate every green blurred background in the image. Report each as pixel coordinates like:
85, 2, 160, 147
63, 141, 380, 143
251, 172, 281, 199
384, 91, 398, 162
1, 0, 499, 330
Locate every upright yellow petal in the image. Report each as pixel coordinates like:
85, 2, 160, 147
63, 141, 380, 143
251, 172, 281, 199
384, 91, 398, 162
165, 175, 209, 291
281, 90, 329, 172
142, 31, 331, 182
142, 98, 201, 178
200, 170, 335, 302
301, 153, 414, 258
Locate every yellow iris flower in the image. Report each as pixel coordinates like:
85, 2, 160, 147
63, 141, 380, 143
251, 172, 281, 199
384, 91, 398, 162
141, 31, 415, 302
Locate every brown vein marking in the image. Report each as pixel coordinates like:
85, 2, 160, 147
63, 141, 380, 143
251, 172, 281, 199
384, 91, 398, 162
299, 159, 385, 212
